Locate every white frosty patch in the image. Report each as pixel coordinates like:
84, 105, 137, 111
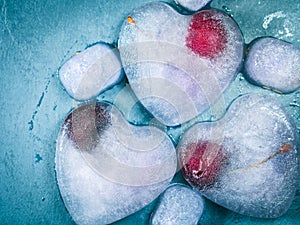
262, 11, 286, 29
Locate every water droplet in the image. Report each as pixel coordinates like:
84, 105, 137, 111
35, 154, 43, 163
222, 5, 231, 13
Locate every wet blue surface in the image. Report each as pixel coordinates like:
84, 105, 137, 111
0, 0, 299, 224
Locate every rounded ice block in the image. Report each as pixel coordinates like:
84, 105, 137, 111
244, 37, 300, 93
118, 2, 244, 126
175, 0, 212, 12
177, 94, 300, 218
150, 184, 204, 225
59, 43, 123, 101
56, 102, 177, 225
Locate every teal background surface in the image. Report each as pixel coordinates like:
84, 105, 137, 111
0, 0, 299, 224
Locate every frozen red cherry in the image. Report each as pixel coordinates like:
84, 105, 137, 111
179, 141, 225, 189
65, 102, 111, 151
186, 10, 228, 59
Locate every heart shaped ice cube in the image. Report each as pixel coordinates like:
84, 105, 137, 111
118, 2, 244, 126
178, 94, 300, 218
56, 102, 177, 224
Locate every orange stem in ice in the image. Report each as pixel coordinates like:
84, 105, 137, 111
246, 144, 292, 169
230, 144, 292, 173
127, 16, 136, 25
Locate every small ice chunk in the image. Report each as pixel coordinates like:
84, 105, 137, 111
177, 94, 300, 218
59, 43, 123, 100
56, 102, 177, 225
118, 2, 244, 126
150, 184, 204, 225
244, 37, 300, 93
175, 0, 212, 12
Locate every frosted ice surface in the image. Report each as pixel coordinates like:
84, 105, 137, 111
150, 184, 204, 225
245, 37, 300, 93
177, 94, 300, 218
59, 43, 123, 101
175, 0, 212, 11
56, 102, 177, 225
118, 2, 244, 126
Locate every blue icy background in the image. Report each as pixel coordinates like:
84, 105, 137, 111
0, 0, 299, 224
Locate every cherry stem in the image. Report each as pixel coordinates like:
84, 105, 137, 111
231, 144, 292, 173
127, 15, 153, 39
